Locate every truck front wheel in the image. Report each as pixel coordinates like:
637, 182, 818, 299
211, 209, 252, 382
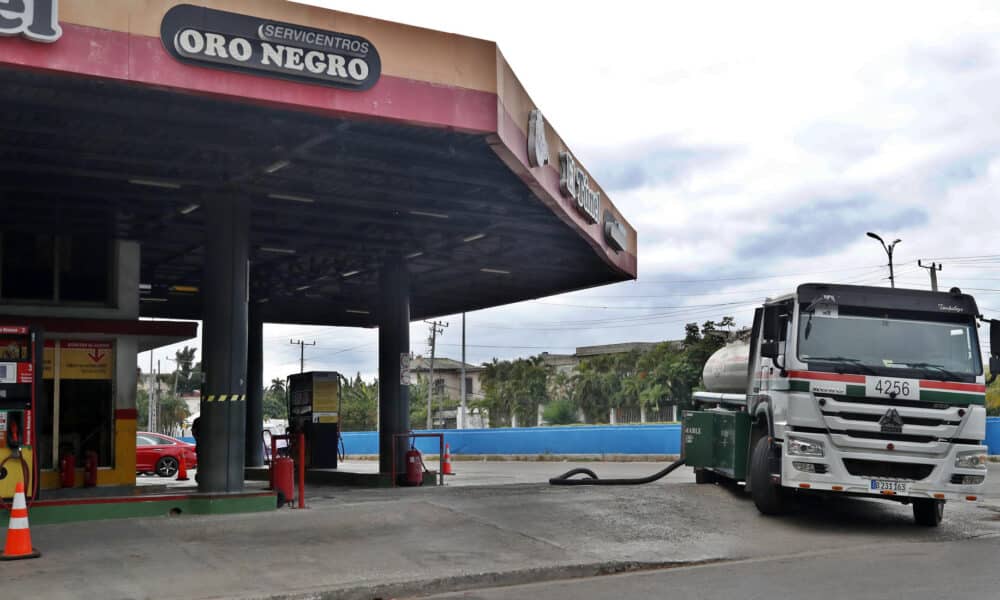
750, 435, 787, 515
912, 499, 944, 526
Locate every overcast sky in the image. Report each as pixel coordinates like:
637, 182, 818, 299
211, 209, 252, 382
143, 0, 1000, 384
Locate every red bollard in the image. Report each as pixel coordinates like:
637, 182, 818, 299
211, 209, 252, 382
176, 451, 189, 482
273, 457, 294, 507
296, 432, 306, 509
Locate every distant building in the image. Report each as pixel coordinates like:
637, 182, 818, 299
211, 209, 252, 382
410, 357, 484, 403
411, 357, 487, 429
540, 341, 682, 374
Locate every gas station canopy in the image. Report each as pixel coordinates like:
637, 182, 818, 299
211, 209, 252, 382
0, 0, 638, 492
2, 0, 637, 327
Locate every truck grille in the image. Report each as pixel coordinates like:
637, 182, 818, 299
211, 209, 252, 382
829, 394, 951, 411
828, 412, 954, 428
843, 459, 934, 480
817, 394, 965, 450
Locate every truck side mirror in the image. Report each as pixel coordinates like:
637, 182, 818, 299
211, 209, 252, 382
763, 305, 781, 342
991, 320, 1000, 359
760, 340, 780, 360
990, 320, 1000, 385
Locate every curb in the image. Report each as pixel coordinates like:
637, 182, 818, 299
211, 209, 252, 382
257, 558, 722, 600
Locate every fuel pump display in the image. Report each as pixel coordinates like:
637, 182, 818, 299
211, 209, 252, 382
287, 371, 342, 469
0, 325, 42, 500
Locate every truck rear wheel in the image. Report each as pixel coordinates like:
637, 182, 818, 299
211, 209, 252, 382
913, 499, 944, 526
750, 435, 787, 515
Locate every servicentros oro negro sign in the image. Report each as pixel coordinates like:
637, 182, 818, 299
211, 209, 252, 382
161, 4, 381, 91
0, 0, 61, 43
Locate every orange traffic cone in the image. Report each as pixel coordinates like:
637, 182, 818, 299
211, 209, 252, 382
2, 482, 40, 561
442, 443, 454, 475
176, 453, 189, 482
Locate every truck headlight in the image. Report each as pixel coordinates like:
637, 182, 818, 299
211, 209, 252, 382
787, 436, 824, 457
955, 451, 987, 470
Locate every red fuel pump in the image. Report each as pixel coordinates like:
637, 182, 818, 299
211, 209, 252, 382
0, 324, 42, 501
405, 446, 424, 486
59, 452, 75, 488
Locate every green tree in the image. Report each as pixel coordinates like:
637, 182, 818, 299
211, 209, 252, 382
136, 386, 149, 429
542, 397, 578, 425
571, 318, 733, 422
263, 377, 287, 420
409, 373, 429, 428
158, 393, 190, 436
478, 356, 550, 426
172, 346, 201, 394
987, 370, 1000, 416
135, 387, 189, 435
342, 373, 378, 431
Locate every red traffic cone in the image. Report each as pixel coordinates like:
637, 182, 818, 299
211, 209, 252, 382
176, 452, 190, 482
2, 482, 40, 561
442, 443, 454, 475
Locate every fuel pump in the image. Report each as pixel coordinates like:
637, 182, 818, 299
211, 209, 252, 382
0, 325, 42, 501
286, 371, 342, 469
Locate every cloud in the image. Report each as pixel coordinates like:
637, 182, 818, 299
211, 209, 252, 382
144, 2, 1000, 386
907, 36, 998, 74
738, 195, 928, 261
584, 139, 738, 192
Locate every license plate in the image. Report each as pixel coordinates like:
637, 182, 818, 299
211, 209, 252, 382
865, 376, 919, 401
870, 479, 908, 494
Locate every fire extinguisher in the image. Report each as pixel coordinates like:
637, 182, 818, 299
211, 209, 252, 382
84, 450, 98, 487
405, 444, 424, 487
59, 452, 76, 488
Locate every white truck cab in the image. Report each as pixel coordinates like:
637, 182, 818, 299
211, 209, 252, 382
688, 283, 997, 526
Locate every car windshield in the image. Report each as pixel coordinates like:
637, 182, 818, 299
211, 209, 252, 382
797, 313, 981, 377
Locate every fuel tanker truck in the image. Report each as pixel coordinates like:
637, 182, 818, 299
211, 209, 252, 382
683, 282, 999, 526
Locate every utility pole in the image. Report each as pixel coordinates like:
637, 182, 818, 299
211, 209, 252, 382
154, 359, 161, 433
148, 350, 155, 433
425, 320, 448, 429
918, 260, 943, 292
289, 339, 316, 374
165, 356, 180, 398
460, 312, 466, 430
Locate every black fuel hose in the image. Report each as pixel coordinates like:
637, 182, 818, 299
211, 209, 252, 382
548, 457, 686, 486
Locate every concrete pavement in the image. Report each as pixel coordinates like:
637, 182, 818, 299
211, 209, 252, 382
8, 462, 1000, 599
425, 535, 1000, 600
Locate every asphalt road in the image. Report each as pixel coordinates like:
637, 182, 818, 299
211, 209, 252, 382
427, 535, 1000, 600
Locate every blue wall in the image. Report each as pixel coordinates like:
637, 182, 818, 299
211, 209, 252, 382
340, 417, 1000, 456
342, 425, 682, 456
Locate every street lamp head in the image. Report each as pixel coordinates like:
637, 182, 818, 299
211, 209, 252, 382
866, 232, 883, 243
892, 239, 902, 245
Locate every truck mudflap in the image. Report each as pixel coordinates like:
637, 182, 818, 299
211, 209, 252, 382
778, 432, 987, 502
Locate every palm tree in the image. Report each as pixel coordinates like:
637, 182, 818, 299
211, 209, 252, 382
269, 378, 286, 394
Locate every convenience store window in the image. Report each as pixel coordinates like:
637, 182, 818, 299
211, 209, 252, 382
39, 341, 115, 469
0, 233, 112, 305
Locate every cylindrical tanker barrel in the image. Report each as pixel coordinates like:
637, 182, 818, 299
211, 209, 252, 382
702, 340, 751, 394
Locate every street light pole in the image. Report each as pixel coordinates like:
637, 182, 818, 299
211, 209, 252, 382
866, 232, 901, 288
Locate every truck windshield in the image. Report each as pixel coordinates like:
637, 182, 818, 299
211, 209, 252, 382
797, 314, 981, 377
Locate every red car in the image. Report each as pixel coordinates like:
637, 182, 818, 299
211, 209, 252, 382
136, 432, 197, 477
